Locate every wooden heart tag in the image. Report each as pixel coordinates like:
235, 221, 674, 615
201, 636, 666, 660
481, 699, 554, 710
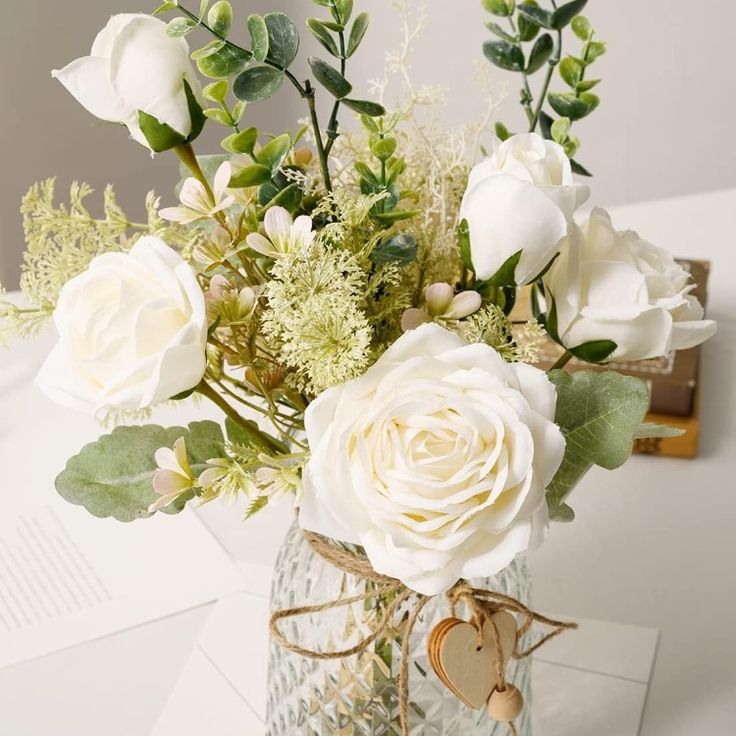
427, 612, 517, 709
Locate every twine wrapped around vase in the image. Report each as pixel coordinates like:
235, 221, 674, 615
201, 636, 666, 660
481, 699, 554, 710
269, 530, 576, 736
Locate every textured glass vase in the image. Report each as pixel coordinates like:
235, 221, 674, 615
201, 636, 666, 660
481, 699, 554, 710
266, 522, 532, 735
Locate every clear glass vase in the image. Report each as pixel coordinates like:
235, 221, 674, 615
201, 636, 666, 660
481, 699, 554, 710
266, 521, 532, 735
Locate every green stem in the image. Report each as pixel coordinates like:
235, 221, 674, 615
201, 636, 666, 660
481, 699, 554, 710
305, 81, 333, 191
196, 382, 283, 453
529, 28, 563, 133
175, 142, 215, 200
323, 25, 347, 157
549, 350, 573, 371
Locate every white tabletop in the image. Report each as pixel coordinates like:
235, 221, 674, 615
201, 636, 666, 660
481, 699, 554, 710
1, 188, 734, 735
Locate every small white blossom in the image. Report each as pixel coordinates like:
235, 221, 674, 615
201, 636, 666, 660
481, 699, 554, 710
401, 283, 482, 332
246, 207, 316, 258
160, 162, 235, 225
148, 437, 194, 513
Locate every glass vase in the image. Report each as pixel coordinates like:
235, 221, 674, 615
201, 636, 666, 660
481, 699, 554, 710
265, 521, 532, 735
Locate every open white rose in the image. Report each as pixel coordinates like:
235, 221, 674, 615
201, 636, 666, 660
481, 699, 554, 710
460, 133, 590, 286
299, 323, 565, 595
36, 237, 208, 413
544, 208, 717, 362
52, 14, 203, 151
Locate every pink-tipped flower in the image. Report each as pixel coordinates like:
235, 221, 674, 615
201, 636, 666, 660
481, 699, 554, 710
159, 162, 235, 225
401, 284, 482, 332
148, 437, 194, 513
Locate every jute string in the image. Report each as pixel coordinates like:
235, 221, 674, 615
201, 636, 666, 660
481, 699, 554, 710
269, 531, 577, 736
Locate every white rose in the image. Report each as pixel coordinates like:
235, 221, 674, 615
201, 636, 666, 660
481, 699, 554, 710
460, 133, 590, 286
36, 237, 208, 413
299, 323, 565, 595
544, 208, 717, 362
52, 14, 203, 151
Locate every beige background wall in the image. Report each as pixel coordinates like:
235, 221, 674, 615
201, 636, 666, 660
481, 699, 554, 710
2, 0, 734, 289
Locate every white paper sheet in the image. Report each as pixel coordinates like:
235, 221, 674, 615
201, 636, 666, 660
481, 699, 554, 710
0, 497, 243, 669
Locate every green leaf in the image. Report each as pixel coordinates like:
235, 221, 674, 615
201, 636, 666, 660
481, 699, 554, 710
138, 110, 186, 152
264, 12, 299, 68
527, 33, 553, 74
248, 14, 270, 63
308, 57, 352, 98
233, 65, 285, 102
167, 17, 197, 37
208, 0, 233, 38
342, 98, 386, 117
549, 502, 575, 523
485, 22, 516, 43
517, 4, 553, 29
197, 43, 251, 79
517, 2, 540, 42
371, 137, 397, 161
570, 158, 592, 176
483, 40, 525, 72
559, 56, 584, 87
576, 78, 600, 92
635, 423, 686, 439
256, 133, 292, 171
568, 339, 617, 363
571, 15, 592, 41
355, 161, 378, 184
334, 0, 354, 24
203, 79, 229, 102
548, 91, 599, 121
347, 13, 369, 57
204, 108, 232, 125
245, 496, 269, 519
370, 233, 418, 265
259, 181, 302, 213
551, 116, 570, 143
222, 126, 258, 154
487, 250, 522, 287
183, 79, 206, 143
481, 0, 512, 16
153, 2, 178, 17
458, 219, 473, 271
55, 422, 226, 522
494, 121, 512, 141
551, 0, 588, 30
585, 41, 607, 63
229, 163, 272, 188
307, 17, 340, 57
546, 370, 651, 517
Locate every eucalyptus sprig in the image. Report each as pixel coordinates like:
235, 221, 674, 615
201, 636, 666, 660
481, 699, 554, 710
481, 0, 604, 175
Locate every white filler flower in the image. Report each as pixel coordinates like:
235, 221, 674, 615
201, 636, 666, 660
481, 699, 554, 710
36, 237, 208, 413
460, 132, 590, 286
299, 323, 565, 595
544, 208, 717, 362
52, 14, 202, 150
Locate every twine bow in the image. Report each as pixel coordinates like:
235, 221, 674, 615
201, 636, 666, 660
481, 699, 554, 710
269, 531, 577, 736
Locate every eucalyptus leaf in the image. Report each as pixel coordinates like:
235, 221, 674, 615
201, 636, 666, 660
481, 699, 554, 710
335, 0, 354, 24
347, 13, 369, 57
551, 116, 570, 143
307, 17, 340, 57
545, 370, 651, 519
585, 41, 607, 63
264, 12, 299, 69
571, 15, 592, 40
234, 65, 284, 102
222, 126, 258, 155
203, 79, 228, 102
483, 40, 525, 72
518, 2, 540, 42
197, 43, 251, 78
527, 33, 553, 74
548, 91, 599, 120
229, 163, 272, 188
371, 136, 397, 161
342, 98, 386, 117
308, 57, 352, 98
485, 22, 516, 43
167, 17, 197, 37
153, 1, 178, 17
560, 56, 585, 87
517, 4, 553, 29
551, 0, 589, 30
208, 0, 233, 38
55, 422, 226, 522
481, 0, 512, 16
369, 233, 418, 265
248, 14, 270, 63
204, 108, 232, 125
256, 133, 291, 171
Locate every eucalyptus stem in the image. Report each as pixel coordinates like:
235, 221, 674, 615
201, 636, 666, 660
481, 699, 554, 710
550, 350, 573, 371
323, 21, 347, 157
196, 381, 283, 453
305, 81, 333, 191
529, 28, 562, 133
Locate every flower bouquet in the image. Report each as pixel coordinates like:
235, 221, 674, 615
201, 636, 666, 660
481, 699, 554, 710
1, 0, 717, 733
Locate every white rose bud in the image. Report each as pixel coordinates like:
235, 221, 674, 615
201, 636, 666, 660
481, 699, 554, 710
36, 237, 208, 413
544, 208, 717, 362
460, 133, 590, 286
299, 323, 565, 595
52, 14, 204, 152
